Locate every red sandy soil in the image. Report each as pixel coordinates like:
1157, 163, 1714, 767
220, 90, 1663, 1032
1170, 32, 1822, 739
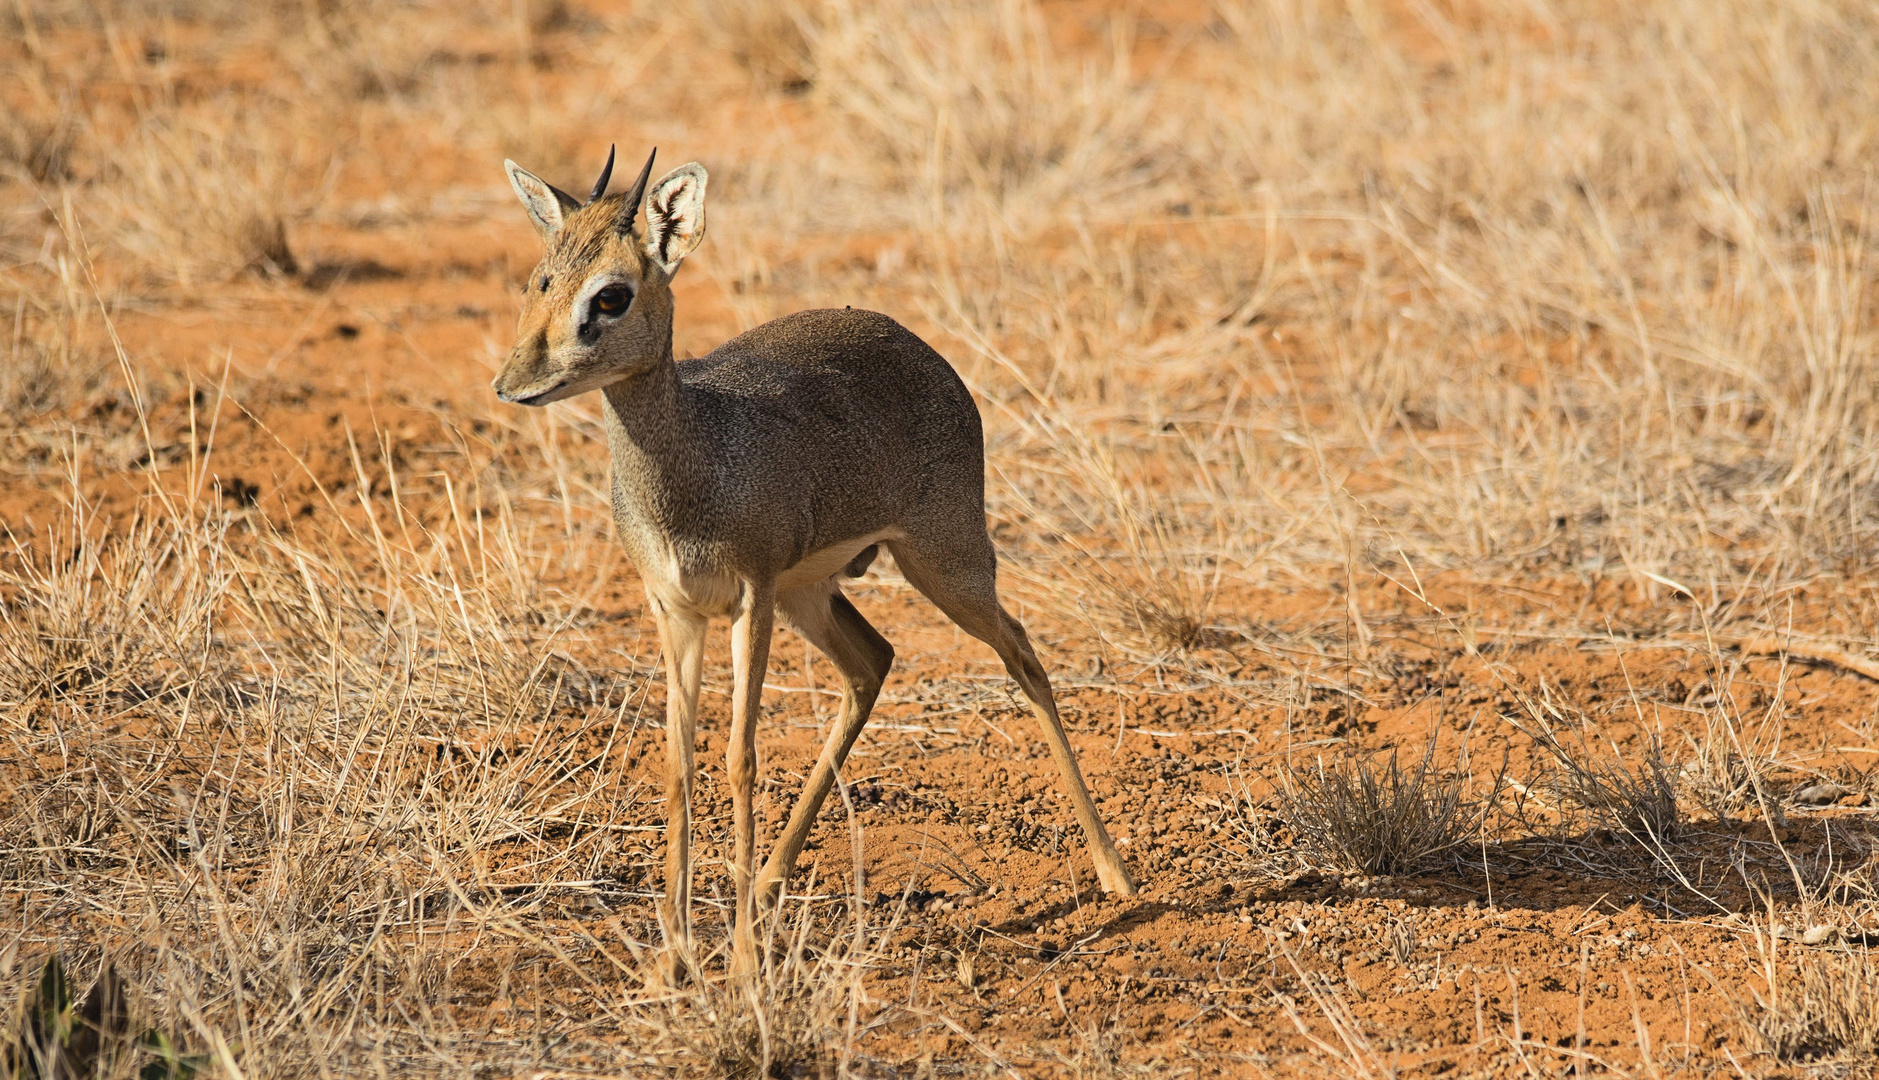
6, 2, 1879, 1076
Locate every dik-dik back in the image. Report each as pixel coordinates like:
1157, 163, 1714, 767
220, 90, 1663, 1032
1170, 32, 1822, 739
666, 308, 986, 562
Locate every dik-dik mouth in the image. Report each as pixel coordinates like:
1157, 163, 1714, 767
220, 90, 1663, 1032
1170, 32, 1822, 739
493, 377, 567, 407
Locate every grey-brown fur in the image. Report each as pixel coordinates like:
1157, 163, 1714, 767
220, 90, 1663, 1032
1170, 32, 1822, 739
600, 310, 981, 581
494, 149, 1137, 978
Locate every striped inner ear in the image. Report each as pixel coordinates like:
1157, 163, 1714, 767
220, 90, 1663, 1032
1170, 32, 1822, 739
644, 165, 707, 268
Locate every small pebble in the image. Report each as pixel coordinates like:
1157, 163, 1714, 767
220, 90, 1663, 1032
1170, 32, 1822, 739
1803, 924, 1839, 946
1794, 782, 1851, 806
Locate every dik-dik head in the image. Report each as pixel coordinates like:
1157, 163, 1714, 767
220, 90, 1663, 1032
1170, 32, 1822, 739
493, 147, 707, 406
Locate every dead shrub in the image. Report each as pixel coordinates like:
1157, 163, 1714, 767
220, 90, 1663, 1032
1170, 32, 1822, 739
1276, 745, 1486, 878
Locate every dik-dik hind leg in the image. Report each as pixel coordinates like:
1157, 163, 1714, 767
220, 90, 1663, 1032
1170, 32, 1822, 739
728, 580, 775, 977
887, 539, 1138, 896
650, 598, 706, 983
756, 583, 894, 908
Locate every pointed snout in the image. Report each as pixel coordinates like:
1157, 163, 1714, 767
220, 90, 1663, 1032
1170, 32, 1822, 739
492, 335, 565, 407
492, 372, 562, 407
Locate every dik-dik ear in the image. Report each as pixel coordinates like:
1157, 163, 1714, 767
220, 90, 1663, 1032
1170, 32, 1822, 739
505, 160, 581, 241
642, 164, 707, 274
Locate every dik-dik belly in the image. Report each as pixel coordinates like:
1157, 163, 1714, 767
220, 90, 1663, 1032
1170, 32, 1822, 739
774, 527, 906, 591
635, 527, 907, 617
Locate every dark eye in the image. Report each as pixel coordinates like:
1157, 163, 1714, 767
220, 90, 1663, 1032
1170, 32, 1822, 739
538, 275, 551, 292
593, 286, 631, 316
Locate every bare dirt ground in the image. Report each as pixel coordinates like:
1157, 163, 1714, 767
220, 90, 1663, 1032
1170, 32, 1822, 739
5, 0, 1879, 1076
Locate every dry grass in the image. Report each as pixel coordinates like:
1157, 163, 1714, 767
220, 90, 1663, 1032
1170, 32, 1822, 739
0, 420, 889, 1074
0, 501, 228, 714
647, 896, 879, 1078
688, 0, 819, 92
14, 0, 1878, 590
4, 0, 1879, 1071
1506, 684, 1684, 844
1741, 946, 1879, 1064
100, 106, 305, 284
0, 473, 654, 1073
1274, 745, 1487, 878
3, 956, 205, 1080
1, 270, 108, 429
808, 0, 1164, 217
0, 104, 77, 186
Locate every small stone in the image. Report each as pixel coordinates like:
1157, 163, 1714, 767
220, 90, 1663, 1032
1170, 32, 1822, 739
1803, 925, 1839, 946
1795, 782, 1851, 806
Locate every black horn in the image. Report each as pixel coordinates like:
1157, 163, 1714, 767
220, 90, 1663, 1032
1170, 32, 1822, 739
618, 147, 657, 233
587, 144, 616, 205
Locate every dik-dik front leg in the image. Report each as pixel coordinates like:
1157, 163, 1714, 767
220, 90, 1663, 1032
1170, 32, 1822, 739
727, 579, 775, 976
650, 598, 705, 985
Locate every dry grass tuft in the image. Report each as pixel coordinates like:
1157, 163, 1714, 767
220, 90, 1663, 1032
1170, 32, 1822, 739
1049, 1023, 1147, 1079
1741, 948, 1879, 1063
0, 105, 78, 186
690, 0, 820, 92
653, 912, 871, 1079
1276, 745, 1486, 878
1, 279, 108, 427
0, 505, 229, 714
0, 475, 657, 1073
1001, 437, 1227, 657
809, 0, 1163, 216
1507, 686, 1683, 844
100, 106, 305, 284
1681, 690, 1785, 823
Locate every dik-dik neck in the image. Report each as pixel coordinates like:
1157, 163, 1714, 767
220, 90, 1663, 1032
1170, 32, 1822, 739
600, 350, 713, 532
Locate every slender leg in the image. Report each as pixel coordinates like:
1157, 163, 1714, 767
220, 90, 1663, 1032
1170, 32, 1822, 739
756, 583, 895, 907
888, 540, 1139, 896
985, 608, 1137, 895
650, 597, 706, 984
727, 578, 775, 976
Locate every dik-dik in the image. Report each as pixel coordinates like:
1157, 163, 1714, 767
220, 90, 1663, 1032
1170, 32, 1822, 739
491, 146, 1136, 975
